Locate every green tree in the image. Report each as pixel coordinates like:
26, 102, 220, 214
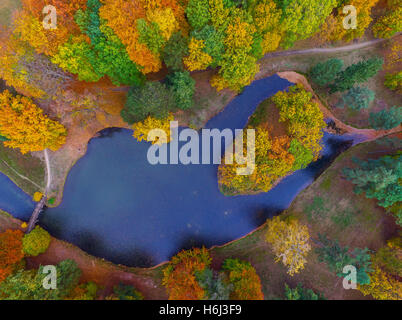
195, 268, 232, 300
162, 32, 189, 71
166, 71, 196, 110
315, 234, 372, 285
22, 226, 51, 257
309, 58, 344, 87
343, 154, 402, 212
288, 139, 314, 171
329, 58, 384, 93
112, 283, 144, 300
186, 0, 211, 30
191, 25, 225, 66
121, 82, 176, 124
285, 283, 325, 300
0, 260, 81, 300
369, 106, 402, 130
384, 72, 402, 92
338, 86, 375, 110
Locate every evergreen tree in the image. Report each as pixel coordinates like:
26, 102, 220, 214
338, 86, 375, 110
369, 106, 402, 130
329, 58, 384, 93
343, 154, 402, 217
166, 71, 196, 111
285, 283, 325, 300
309, 58, 344, 87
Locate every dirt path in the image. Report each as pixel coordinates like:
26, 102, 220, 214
264, 38, 390, 58
277, 72, 402, 143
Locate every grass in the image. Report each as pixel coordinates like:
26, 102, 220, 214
0, 144, 45, 196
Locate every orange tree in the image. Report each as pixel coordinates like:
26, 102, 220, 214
162, 247, 211, 300
0, 229, 24, 283
222, 258, 264, 300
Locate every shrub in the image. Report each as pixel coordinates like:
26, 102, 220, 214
22, 226, 51, 256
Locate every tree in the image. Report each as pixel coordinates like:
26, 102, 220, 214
315, 234, 372, 285
121, 82, 176, 124
162, 247, 211, 300
309, 59, 344, 87
222, 259, 264, 300
285, 283, 325, 300
166, 71, 195, 110
132, 113, 174, 145
0, 230, 24, 283
369, 107, 402, 130
186, 0, 211, 30
279, 0, 338, 48
358, 266, 402, 300
184, 38, 213, 71
338, 86, 375, 110
384, 72, 402, 93
329, 58, 384, 93
373, 5, 402, 39
111, 283, 144, 300
162, 31, 189, 71
272, 84, 325, 157
343, 154, 402, 218
0, 90, 67, 154
0, 259, 81, 300
22, 226, 51, 257
265, 216, 311, 276
195, 268, 232, 300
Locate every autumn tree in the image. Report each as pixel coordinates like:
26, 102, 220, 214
162, 247, 211, 300
384, 71, 402, 93
222, 258, 264, 300
0, 229, 24, 283
358, 237, 402, 300
0, 90, 67, 154
265, 216, 311, 276
132, 113, 174, 145
22, 226, 51, 257
278, 0, 337, 48
373, 3, 402, 39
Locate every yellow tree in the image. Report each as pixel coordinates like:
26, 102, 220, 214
265, 216, 311, 276
132, 113, 174, 145
184, 38, 212, 71
0, 90, 67, 154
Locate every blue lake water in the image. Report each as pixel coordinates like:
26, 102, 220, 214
0, 75, 353, 267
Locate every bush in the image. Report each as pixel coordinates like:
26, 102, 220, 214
22, 226, 51, 256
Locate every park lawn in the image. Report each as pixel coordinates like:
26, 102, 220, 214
211, 134, 401, 300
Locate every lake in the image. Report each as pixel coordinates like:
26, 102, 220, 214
0, 75, 353, 267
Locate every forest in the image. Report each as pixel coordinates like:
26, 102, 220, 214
0, 0, 401, 302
